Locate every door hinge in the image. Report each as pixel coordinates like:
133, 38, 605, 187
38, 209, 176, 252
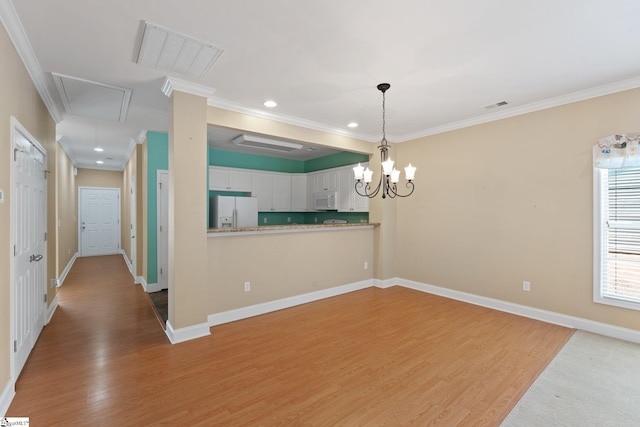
44, 231, 47, 241
44, 293, 47, 303
159, 225, 163, 232
14, 340, 17, 352
130, 224, 133, 230
160, 268, 163, 276
159, 182, 162, 190
14, 245, 17, 256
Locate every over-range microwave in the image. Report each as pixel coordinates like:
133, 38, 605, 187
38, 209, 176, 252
314, 191, 338, 210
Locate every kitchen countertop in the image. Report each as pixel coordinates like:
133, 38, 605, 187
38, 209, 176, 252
207, 222, 379, 237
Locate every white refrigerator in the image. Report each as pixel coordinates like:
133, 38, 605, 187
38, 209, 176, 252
211, 196, 258, 228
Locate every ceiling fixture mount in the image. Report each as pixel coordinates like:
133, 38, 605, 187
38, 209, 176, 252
94, 147, 104, 152
353, 83, 416, 199
263, 100, 278, 108
347, 122, 358, 128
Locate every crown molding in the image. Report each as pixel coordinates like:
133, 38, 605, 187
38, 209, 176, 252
0, 0, 62, 123
399, 75, 640, 142
207, 96, 379, 143
135, 130, 147, 144
161, 77, 216, 98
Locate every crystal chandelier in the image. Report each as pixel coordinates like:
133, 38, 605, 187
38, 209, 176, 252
353, 83, 416, 198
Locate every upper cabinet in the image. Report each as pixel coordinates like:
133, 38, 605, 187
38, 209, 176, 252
291, 175, 308, 212
210, 164, 368, 213
251, 171, 292, 212
338, 165, 369, 212
209, 166, 252, 192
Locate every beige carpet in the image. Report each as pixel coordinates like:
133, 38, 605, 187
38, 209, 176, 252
502, 330, 640, 426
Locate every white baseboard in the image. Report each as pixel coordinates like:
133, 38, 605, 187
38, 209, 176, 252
135, 276, 145, 286
165, 320, 210, 344
56, 252, 78, 287
0, 379, 15, 417
374, 278, 396, 289
395, 278, 640, 344
144, 282, 161, 293
46, 294, 58, 325
208, 279, 374, 327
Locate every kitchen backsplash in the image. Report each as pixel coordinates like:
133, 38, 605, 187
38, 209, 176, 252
258, 211, 369, 226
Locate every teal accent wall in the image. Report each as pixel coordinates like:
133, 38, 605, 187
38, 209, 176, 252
147, 131, 169, 285
209, 148, 305, 173
304, 151, 369, 172
258, 211, 368, 226
209, 148, 369, 173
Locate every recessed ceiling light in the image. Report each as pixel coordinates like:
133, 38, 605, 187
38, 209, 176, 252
94, 147, 104, 152
347, 122, 358, 128
96, 160, 104, 164
263, 100, 277, 108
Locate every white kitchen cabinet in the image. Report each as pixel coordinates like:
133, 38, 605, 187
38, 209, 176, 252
338, 165, 369, 212
251, 171, 291, 211
291, 174, 308, 211
315, 170, 339, 192
272, 174, 292, 211
209, 166, 252, 191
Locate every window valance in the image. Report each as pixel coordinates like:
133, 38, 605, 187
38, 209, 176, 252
594, 132, 640, 169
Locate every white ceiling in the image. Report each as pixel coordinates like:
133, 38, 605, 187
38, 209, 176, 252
3, 0, 640, 170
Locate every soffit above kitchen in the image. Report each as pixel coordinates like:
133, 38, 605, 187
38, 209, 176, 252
3, 0, 640, 170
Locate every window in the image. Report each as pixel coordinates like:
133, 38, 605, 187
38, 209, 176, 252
594, 167, 640, 310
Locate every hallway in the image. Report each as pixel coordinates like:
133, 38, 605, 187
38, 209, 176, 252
7, 255, 169, 424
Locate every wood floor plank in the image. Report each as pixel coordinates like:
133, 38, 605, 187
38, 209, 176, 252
7, 255, 573, 425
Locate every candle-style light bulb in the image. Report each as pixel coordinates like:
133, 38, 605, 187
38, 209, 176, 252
353, 163, 364, 180
404, 163, 416, 181
381, 158, 394, 176
363, 168, 374, 183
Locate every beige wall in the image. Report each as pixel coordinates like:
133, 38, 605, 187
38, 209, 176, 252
396, 88, 640, 332
141, 139, 149, 283
169, 91, 208, 329
55, 144, 77, 276
207, 228, 374, 313
76, 168, 123, 190
0, 23, 56, 394
122, 149, 135, 264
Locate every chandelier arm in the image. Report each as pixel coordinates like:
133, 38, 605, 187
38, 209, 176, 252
355, 179, 382, 198
387, 180, 415, 198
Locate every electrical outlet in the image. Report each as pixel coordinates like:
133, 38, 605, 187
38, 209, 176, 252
364, 261, 368, 270
287, 217, 291, 223
523, 281, 531, 292
263, 218, 267, 224
244, 281, 251, 292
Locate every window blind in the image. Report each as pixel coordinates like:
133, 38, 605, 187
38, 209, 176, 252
601, 168, 640, 302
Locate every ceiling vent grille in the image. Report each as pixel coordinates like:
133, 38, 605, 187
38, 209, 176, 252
484, 100, 509, 110
136, 22, 223, 79
232, 135, 303, 152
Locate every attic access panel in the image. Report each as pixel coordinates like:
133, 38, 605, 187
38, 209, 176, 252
52, 73, 131, 122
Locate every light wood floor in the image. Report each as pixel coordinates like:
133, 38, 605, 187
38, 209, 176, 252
8, 255, 573, 425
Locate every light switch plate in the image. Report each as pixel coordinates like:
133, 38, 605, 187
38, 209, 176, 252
0, 189, 4, 203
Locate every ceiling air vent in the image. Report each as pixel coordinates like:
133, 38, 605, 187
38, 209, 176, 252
232, 135, 303, 152
484, 100, 509, 110
136, 21, 224, 79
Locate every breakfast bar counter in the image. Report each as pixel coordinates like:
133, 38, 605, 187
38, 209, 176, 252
207, 222, 378, 237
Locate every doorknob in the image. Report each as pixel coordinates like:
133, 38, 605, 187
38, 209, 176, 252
30, 254, 43, 262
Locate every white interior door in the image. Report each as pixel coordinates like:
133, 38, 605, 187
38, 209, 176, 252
79, 187, 120, 256
157, 170, 169, 290
11, 118, 47, 379
130, 175, 136, 275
